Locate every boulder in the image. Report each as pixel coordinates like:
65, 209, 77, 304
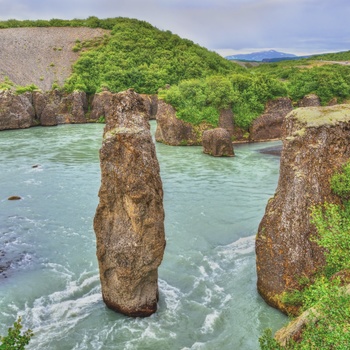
250, 97, 293, 141
298, 94, 321, 107
0, 90, 36, 130
202, 128, 234, 157
94, 89, 166, 317
155, 100, 202, 145
256, 104, 350, 314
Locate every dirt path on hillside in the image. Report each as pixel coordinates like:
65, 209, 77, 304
0, 27, 109, 91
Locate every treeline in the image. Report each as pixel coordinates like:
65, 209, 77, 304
0, 16, 123, 30
252, 62, 350, 104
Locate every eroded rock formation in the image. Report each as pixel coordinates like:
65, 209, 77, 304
33, 90, 87, 125
250, 97, 293, 141
0, 90, 36, 130
94, 89, 166, 317
256, 104, 350, 314
155, 100, 203, 145
202, 128, 234, 157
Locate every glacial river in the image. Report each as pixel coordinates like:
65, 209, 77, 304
0, 122, 286, 349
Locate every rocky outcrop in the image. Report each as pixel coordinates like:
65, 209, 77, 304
250, 97, 293, 141
298, 94, 321, 107
219, 108, 235, 136
155, 100, 203, 145
94, 89, 166, 317
202, 128, 234, 157
141, 94, 158, 120
33, 90, 87, 126
256, 104, 350, 314
0, 90, 36, 130
89, 91, 113, 122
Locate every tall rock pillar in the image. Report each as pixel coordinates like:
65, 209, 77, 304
94, 89, 166, 317
256, 105, 350, 314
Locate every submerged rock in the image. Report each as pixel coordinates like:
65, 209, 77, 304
94, 89, 166, 317
8, 196, 21, 200
202, 128, 234, 157
256, 104, 350, 314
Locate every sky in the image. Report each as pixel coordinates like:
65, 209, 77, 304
0, 0, 349, 57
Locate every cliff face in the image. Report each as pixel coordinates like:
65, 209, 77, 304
0, 90, 36, 130
94, 89, 166, 317
249, 97, 293, 141
256, 104, 350, 314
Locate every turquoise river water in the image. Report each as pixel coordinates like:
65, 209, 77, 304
0, 121, 286, 349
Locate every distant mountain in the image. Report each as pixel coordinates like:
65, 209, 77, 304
226, 49, 297, 62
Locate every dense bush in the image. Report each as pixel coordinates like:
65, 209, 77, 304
0, 317, 33, 350
159, 73, 287, 129
64, 18, 242, 94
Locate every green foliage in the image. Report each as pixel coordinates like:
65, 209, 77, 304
97, 115, 105, 123
261, 161, 350, 349
252, 59, 350, 105
287, 65, 350, 104
0, 76, 14, 90
159, 73, 287, 129
0, 317, 33, 350
312, 50, 350, 61
331, 162, 350, 200
15, 84, 40, 94
259, 329, 283, 350
64, 18, 242, 94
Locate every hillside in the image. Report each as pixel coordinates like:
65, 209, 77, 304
0, 27, 108, 91
0, 18, 242, 94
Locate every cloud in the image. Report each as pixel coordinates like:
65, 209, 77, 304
0, 0, 349, 55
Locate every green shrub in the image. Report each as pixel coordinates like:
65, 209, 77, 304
15, 84, 39, 94
260, 161, 350, 349
0, 317, 33, 350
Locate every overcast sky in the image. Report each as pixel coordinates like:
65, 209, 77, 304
1, 0, 349, 56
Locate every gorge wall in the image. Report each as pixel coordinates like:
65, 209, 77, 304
256, 104, 350, 314
93, 89, 166, 317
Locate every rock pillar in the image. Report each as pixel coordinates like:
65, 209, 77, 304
94, 89, 166, 317
256, 105, 350, 314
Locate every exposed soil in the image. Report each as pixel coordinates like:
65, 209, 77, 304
0, 27, 109, 91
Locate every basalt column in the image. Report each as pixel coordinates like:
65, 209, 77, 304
256, 104, 350, 314
94, 89, 166, 317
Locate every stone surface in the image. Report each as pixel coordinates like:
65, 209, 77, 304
298, 94, 321, 107
89, 91, 113, 122
250, 97, 293, 141
94, 89, 166, 317
0, 90, 36, 130
218, 108, 235, 136
256, 104, 350, 314
33, 90, 87, 126
155, 100, 202, 145
202, 128, 234, 157
141, 94, 158, 120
